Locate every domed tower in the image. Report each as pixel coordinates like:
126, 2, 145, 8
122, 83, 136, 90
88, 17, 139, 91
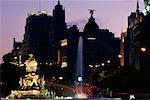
82, 10, 100, 78
84, 9, 99, 36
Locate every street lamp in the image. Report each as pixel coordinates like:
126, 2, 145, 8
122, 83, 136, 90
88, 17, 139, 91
89, 65, 93, 68
118, 54, 122, 58
141, 47, 147, 52
59, 76, 63, 80
107, 60, 110, 64
101, 63, 105, 66
14, 56, 17, 60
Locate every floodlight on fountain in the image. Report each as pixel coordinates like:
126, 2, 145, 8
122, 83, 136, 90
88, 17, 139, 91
77, 76, 82, 82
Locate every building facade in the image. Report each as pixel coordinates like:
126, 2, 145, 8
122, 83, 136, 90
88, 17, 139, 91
127, 1, 150, 71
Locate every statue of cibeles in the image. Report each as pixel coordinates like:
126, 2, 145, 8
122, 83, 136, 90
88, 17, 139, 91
25, 54, 38, 73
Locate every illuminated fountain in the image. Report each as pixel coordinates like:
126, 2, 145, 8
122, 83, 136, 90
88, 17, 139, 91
74, 36, 87, 99
8, 54, 55, 99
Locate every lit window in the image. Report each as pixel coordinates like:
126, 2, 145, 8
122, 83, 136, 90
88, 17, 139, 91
87, 37, 96, 40
61, 62, 67, 68
122, 38, 124, 43
58, 49, 61, 64
60, 39, 68, 46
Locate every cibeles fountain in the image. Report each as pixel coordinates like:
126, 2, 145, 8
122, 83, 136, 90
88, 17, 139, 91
8, 54, 55, 99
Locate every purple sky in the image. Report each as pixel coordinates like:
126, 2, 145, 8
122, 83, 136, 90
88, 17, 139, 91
0, 0, 145, 62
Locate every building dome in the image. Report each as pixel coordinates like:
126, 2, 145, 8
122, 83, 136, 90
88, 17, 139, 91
83, 16, 99, 33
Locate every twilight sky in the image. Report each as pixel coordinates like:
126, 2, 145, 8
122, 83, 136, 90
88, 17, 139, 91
0, 0, 145, 62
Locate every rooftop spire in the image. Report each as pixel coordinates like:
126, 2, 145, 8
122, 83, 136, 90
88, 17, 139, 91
137, 0, 139, 10
58, 0, 60, 5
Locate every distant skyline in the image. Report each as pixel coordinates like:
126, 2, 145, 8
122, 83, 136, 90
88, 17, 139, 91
0, 0, 145, 62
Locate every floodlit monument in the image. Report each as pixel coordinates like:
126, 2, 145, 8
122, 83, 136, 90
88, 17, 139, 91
8, 54, 55, 99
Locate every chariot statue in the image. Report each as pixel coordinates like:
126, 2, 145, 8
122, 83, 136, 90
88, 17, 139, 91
8, 54, 55, 99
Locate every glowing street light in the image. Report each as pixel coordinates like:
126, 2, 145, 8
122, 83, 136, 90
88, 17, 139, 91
89, 65, 93, 68
59, 76, 63, 80
14, 56, 17, 60
141, 47, 146, 52
118, 55, 122, 58
95, 65, 100, 67
107, 60, 110, 64
101, 63, 105, 66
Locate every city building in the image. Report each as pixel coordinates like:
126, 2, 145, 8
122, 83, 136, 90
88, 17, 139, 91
82, 12, 120, 79
1, 0, 121, 85
20, 11, 53, 63
52, 0, 67, 65
127, 1, 150, 71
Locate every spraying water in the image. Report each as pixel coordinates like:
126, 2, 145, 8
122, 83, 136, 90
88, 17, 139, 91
76, 36, 83, 80
75, 36, 87, 99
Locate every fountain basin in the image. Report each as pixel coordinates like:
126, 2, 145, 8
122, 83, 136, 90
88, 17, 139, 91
75, 93, 88, 99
